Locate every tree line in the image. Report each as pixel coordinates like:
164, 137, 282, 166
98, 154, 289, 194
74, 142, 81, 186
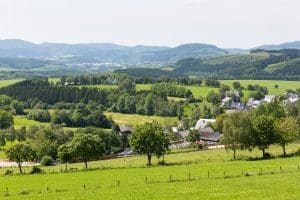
219, 100, 300, 158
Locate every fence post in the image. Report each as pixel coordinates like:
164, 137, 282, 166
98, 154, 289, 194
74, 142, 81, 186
145, 176, 148, 183
169, 174, 172, 182
224, 171, 226, 177
188, 172, 191, 181
117, 180, 120, 187
280, 166, 283, 172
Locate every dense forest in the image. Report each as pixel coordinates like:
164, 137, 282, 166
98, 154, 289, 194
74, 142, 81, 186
116, 49, 300, 80
0, 78, 185, 118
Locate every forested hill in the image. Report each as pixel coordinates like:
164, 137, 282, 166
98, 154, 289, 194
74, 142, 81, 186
0, 39, 228, 64
116, 49, 300, 80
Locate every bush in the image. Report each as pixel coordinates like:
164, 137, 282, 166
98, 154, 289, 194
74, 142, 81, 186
4, 169, 13, 176
30, 166, 43, 174
41, 155, 54, 166
27, 109, 51, 122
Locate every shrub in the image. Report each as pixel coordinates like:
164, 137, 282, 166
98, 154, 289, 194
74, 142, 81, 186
41, 155, 54, 166
295, 148, 300, 156
4, 169, 13, 176
30, 166, 43, 174
27, 109, 51, 122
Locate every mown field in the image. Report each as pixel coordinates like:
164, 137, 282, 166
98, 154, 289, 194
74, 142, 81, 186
104, 112, 178, 127
0, 79, 24, 88
0, 144, 300, 199
220, 80, 300, 95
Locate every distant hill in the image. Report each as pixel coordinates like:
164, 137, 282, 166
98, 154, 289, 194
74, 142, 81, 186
117, 49, 300, 80
254, 41, 300, 50
0, 39, 228, 64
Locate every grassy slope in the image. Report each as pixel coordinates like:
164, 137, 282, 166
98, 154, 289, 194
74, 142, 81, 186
264, 58, 300, 73
13, 115, 50, 129
220, 80, 300, 95
1, 144, 300, 199
0, 79, 24, 88
104, 112, 178, 127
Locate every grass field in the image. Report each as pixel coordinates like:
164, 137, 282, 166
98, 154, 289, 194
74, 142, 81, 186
221, 80, 300, 95
104, 112, 178, 126
13, 115, 50, 129
0, 79, 24, 88
0, 144, 300, 199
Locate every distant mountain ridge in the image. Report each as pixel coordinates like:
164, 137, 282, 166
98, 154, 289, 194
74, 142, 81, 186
254, 41, 300, 50
0, 39, 228, 64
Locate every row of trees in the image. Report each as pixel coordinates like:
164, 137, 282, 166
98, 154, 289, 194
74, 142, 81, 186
0, 79, 184, 117
221, 100, 300, 158
5, 125, 123, 173
150, 83, 192, 98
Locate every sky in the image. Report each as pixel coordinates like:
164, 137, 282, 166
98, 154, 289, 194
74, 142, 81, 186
0, 0, 299, 48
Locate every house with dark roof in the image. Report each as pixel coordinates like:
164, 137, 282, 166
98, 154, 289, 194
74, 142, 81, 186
119, 125, 133, 149
198, 127, 221, 144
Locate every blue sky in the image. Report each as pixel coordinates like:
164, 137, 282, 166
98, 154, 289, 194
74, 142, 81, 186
0, 0, 299, 48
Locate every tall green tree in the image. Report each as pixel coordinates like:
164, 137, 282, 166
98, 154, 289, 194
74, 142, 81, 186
130, 121, 169, 165
252, 115, 277, 158
221, 112, 252, 159
58, 144, 73, 171
6, 143, 37, 173
276, 117, 300, 156
0, 109, 13, 129
69, 133, 105, 168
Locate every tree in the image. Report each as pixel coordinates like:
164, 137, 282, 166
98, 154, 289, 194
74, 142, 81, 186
130, 121, 169, 165
221, 112, 252, 159
69, 133, 105, 168
145, 93, 154, 115
58, 144, 73, 171
6, 143, 37, 173
16, 126, 26, 142
252, 115, 277, 158
276, 117, 300, 156
0, 131, 6, 149
27, 109, 51, 122
118, 78, 136, 92
6, 126, 16, 144
206, 91, 220, 105
232, 81, 241, 90
0, 109, 13, 129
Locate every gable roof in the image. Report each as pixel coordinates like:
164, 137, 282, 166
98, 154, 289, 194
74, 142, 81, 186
119, 125, 133, 133
199, 127, 220, 142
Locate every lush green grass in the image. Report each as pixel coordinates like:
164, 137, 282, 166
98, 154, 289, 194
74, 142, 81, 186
48, 78, 61, 84
1, 144, 300, 199
0, 79, 24, 88
221, 80, 300, 95
104, 112, 178, 127
13, 115, 50, 129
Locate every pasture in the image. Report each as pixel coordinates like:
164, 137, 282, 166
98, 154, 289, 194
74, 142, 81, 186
104, 112, 178, 126
220, 80, 300, 95
0, 144, 300, 199
0, 79, 23, 88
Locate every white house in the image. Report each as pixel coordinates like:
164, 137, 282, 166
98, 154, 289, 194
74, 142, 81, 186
195, 119, 216, 129
263, 95, 275, 103
221, 97, 232, 107
247, 98, 261, 108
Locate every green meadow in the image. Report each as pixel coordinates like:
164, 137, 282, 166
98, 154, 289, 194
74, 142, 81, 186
220, 80, 300, 95
104, 112, 178, 127
0, 144, 300, 199
0, 79, 24, 88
